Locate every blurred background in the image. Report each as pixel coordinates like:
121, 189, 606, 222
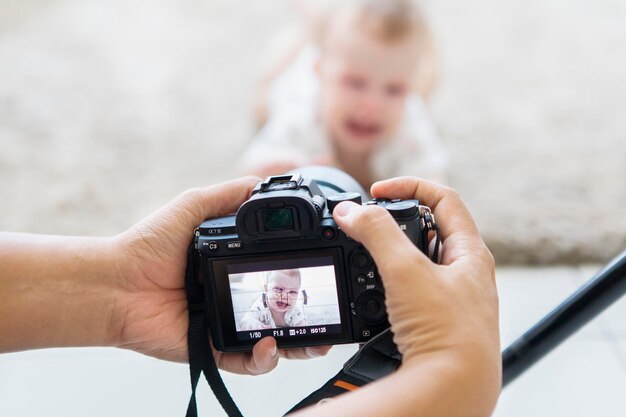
0, 0, 624, 416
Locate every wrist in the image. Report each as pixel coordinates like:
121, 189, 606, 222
95, 236, 128, 347
0, 233, 124, 352
401, 343, 501, 416
49, 235, 124, 348
102, 231, 142, 352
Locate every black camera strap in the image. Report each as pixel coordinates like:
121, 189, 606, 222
184, 248, 399, 417
284, 328, 400, 414
185, 247, 244, 417
184, 215, 441, 416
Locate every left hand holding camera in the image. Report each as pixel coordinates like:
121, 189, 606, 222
113, 176, 332, 372
0, 176, 330, 374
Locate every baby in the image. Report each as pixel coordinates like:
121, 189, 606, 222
238, 269, 306, 330
240, 0, 448, 189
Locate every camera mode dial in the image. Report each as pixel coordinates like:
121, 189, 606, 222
326, 192, 362, 214
384, 201, 418, 219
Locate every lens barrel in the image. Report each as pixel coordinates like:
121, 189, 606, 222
288, 166, 368, 200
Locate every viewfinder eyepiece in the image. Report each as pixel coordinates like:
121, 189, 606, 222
261, 207, 296, 231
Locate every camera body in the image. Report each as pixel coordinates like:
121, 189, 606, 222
192, 172, 433, 352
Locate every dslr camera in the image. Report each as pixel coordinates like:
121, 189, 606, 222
190, 167, 436, 352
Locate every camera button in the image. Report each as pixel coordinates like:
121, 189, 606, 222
226, 241, 243, 250
355, 291, 387, 325
355, 275, 367, 285
362, 329, 371, 338
206, 241, 219, 251
321, 227, 336, 240
351, 250, 372, 270
366, 299, 380, 314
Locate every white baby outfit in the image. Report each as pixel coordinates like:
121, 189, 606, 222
239, 46, 448, 181
238, 295, 306, 331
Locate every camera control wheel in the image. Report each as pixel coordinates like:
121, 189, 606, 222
355, 290, 388, 325
326, 192, 362, 214
384, 201, 418, 219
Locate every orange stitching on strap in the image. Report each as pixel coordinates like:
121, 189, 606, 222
334, 380, 359, 391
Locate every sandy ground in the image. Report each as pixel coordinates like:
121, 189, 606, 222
0, 0, 625, 264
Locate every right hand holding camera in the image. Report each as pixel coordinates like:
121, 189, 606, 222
330, 177, 501, 415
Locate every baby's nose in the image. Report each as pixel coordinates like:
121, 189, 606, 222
359, 91, 384, 114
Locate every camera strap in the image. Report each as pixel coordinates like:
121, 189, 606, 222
184, 248, 399, 417
184, 215, 441, 416
185, 247, 244, 417
284, 328, 400, 415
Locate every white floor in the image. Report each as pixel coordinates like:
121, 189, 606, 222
1, 266, 624, 417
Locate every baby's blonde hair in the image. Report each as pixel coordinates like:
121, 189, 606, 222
253, 0, 439, 127
353, 0, 420, 41
265, 269, 302, 289
316, 0, 438, 100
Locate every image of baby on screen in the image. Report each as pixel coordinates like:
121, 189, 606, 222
231, 266, 341, 332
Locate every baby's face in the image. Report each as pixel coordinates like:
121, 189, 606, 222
318, 24, 419, 153
266, 271, 301, 313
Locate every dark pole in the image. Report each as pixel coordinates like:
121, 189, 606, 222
502, 250, 626, 387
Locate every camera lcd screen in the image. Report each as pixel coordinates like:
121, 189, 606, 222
224, 254, 343, 342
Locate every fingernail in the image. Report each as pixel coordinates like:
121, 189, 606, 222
270, 345, 278, 357
305, 347, 321, 358
334, 202, 359, 217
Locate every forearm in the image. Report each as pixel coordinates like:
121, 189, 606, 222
0, 232, 121, 353
294, 351, 500, 417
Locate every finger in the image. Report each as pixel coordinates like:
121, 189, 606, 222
247, 336, 280, 374
332, 202, 429, 275
370, 177, 485, 263
170, 176, 261, 230
279, 345, 332, 360
371, 177, 479, 240
218, 336, 279, 375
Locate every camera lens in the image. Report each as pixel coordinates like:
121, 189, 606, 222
287, 166, 368, 199
351, 249, 372, 270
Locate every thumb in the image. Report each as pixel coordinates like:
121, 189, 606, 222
332, 202, 428, 275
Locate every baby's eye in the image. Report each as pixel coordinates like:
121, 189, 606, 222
386, 83, 407, 97
342, 75, 367, 90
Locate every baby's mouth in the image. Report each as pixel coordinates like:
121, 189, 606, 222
276, 301, 290, 308
345, 118, 382, 139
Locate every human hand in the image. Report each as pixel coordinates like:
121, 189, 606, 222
111, 177, 330, 374
331, 177, 500, 411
